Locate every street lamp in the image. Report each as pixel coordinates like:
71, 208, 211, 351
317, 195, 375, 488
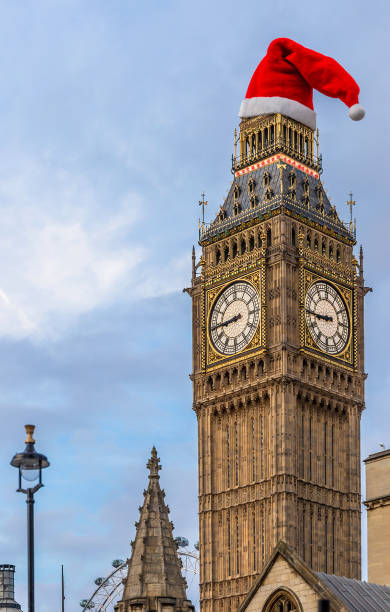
10, 425, 50, 612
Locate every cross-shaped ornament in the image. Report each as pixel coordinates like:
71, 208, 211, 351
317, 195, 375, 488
199, 192, 208, 224
347, 192, 356, 232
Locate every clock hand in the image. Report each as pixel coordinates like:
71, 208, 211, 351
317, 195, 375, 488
211, 313, 242, 331
306, 309, 333, 322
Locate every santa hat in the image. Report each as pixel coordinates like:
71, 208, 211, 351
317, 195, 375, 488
239, 38, 365, 129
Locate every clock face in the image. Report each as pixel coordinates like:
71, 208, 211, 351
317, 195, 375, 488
305, 281, 350, 355
209, 281, 260, 355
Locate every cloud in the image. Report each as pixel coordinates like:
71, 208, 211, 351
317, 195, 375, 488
0, 155, 192, 341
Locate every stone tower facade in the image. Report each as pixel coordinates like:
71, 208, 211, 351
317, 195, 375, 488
364, 448, 390, 586
189, 113, 367, 611
115, 448, 195, 612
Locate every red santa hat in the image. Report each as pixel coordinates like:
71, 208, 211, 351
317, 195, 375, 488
239, 38, 365, 129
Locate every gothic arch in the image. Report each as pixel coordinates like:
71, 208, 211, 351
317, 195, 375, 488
262, 588, 303, 612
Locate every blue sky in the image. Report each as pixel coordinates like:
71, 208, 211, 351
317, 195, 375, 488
0, 1, 389, 610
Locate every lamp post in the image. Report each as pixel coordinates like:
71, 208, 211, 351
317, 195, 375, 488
10, 425, 50, 612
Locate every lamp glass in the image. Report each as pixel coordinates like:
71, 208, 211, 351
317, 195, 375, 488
21, 468, 39, 482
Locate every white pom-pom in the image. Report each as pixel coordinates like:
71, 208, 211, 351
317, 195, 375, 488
349, 103, 365, 121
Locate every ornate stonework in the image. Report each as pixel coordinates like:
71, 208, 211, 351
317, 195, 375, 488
115, 448, 195, 612
189, 114, 368, 612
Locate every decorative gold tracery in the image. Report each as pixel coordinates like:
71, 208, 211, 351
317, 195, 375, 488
263, 589, 301, 612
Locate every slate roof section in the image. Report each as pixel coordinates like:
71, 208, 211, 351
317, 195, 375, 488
239, 541, 390, 612
316, 572, 390, 612
200, 161, 354, 243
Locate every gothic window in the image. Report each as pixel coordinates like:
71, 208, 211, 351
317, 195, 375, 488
248, 177, 256, 195
257, 233, 262, 248
306, 231, 311, 248
224, 245, 229, 262
250, 194, 257, 209
289, 189, 296, 200
303, 176, 310, 195
226, 426, 231, 489
314, 237, 319, 251
232, 241, 238, 258
267, 228, 272, 247
217, 206, 226, 222
315, 183, 323, 203
324, 420, 327, 486
292, 227, 296, 246
263, 170, 271, 187
252, 511, 257, 570
227, 514, 231, 576
233, 202, 241, 216
234, 422, 239, 486
235, 515, 240, 573
265, 187, 273, 201
249, 235, 255, 251
304, 136, 309, 157
216, 248, 221, 264
251, 134, 256, 157
301, 194, 310, 208
322, 239, 326, 255
289, 170, 296, 188
251, 417, 256, 482
240, 239, 246, 254
264, 590, 300, 612
329, 243, 333, 258
258, 130, 263, 150
270, 124, 274, 144
215, 373, 221, 390
233, 183, 240, 202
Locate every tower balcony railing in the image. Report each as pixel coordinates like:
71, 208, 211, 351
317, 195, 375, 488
233, 136, 322, 174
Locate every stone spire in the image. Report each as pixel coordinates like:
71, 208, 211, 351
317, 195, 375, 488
115, 448, 195, 612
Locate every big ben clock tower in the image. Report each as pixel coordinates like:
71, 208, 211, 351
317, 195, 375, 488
188, 39, 367, 611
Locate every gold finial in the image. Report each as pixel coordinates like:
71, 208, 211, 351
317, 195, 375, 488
347, 192, 356, 233
198, 192, 208, 225
316, 128, 319, 161
234, 128, 237, 164
25, 424, 35, 444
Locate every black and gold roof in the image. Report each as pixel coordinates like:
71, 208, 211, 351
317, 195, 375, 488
199, 113, 355, 245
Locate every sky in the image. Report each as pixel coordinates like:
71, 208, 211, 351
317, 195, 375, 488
0, 1, 389, 610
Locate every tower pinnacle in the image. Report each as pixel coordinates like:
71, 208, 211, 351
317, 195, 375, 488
147, 446, 161, 478
114, 449, 194, 612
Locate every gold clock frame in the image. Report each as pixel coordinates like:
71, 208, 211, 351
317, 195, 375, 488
202, 268, 265, 372
300, 268, 355, 367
